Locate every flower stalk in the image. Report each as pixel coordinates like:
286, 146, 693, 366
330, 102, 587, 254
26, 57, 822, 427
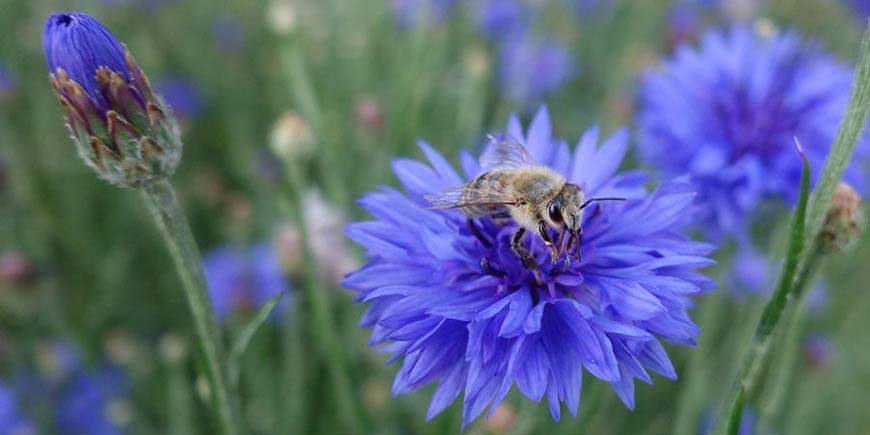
141, 178, 238, 435
718, 20, 870, 434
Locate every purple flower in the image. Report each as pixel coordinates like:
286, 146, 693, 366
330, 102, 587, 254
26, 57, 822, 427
213, 14, 246, 52
573, 0, 614, 15
476, 0, 527, 38
0, 62, 13, 96
155, 77, 204, 119
0, 383, 35, 435
54, 368, 128, 435
638, 25, 869, 242
42, 11, 182, 187
43, 12, 130, 112
498, 35, 574, 106
841, 0, 870, 16
203, 243, 290, 321
803, 332, 835, 370
345, 106, 716, 427
12, 340, 130, 435
391, 0, 458, 28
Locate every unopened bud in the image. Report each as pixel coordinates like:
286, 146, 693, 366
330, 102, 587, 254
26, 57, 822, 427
268, 0, 298, 35
463, 45, 490, 80
0, 251, 36, 286
270, 110, 314, 161
44, 12, 182, 187
820, 182, 863, 254
158, 333, 188, 365
354, 96, 383, 132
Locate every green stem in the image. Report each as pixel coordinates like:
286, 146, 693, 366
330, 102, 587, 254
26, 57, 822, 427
718, 152, 811, 435
140, 178, 238, 435
281, 160, 366, 433
758, 245, 824, 429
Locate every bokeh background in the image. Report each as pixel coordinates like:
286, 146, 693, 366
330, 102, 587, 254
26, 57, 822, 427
1, 0, 870, 434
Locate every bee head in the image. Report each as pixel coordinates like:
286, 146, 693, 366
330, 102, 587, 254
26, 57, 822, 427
548, 184, 585, 231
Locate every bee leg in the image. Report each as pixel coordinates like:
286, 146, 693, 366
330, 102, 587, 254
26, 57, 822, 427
467, 218, 492, 248
511, 228, 541, 283
537, 221, 558, 264
480, 257, 505, 278
572, 228, 584, 262
490, 210, 513, 226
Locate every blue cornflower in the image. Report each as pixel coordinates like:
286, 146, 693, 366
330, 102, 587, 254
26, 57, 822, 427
0, 62, 13, 96
842, 0, 870, 16
203, 243, 290, 321
345, 106, 716, 427
43, 12, 129, 112
573, 0, 614, 15
213, 14, 246, 52
497, 35, 573, 106
476, 0, 527, 38
0, 383, 35, 435
392, 0, 458, 28
54, 368, 128, 435
638, 25, 868, 242
42, 11, 182, 187
155, 77, 205, 120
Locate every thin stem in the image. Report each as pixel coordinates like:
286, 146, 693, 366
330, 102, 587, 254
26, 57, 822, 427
140, 178, 238, 435
280, 160, 366, 433
758, 246, 824, 429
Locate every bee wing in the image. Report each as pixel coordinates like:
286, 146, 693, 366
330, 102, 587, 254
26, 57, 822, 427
479, 134, 538, 170
424, 184, 516, 210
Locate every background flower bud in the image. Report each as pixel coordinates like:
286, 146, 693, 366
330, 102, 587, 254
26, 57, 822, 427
43, 12, 182, 187
820, 182, 864, 254
269, 110, 314, 161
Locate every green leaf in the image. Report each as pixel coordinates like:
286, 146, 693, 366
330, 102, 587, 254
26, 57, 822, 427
802, 21, 870, 267
228, 292, 285, 387
720, 145, 811, 435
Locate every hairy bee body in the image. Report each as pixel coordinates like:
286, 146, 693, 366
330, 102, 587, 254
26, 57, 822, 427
425, 135, 620, 273
460, 167, 567, 231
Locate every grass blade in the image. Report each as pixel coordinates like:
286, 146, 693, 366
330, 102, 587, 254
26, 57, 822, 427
228, 292, 286, 387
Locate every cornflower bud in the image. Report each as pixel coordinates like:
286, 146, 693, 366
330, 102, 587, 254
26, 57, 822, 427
43, 12, 181, 187
820, 182, 864, 254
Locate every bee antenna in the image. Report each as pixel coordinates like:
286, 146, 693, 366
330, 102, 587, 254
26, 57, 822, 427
578, 197, 627, 211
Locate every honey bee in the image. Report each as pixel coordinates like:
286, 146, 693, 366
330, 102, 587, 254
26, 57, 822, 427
425, 135, 624, 277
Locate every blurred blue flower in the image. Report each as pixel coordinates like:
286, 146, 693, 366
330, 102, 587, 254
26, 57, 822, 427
43, 12, 129, 112
54, 368, 128, 435
345, 106, 715, 427
0, 383, 35, 435
728, 246, 770, 294
498, 35, 574, 106
841, 0, 870, 16
638, 25, 869, 242
699, 405, 755, 435
667, 1, 706, 45
0, 63, 13, 95
9, 340, 130, 435
213, 14, 246, 52
392, 0, 458, 28
476, 0, 527, 38
803, 332, 835, 370
573, 0, 614, 15
155, 77, 205, 120
203, 243, 290, 321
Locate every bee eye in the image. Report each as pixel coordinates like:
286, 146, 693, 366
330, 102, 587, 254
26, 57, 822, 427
548, 201, 563, 224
